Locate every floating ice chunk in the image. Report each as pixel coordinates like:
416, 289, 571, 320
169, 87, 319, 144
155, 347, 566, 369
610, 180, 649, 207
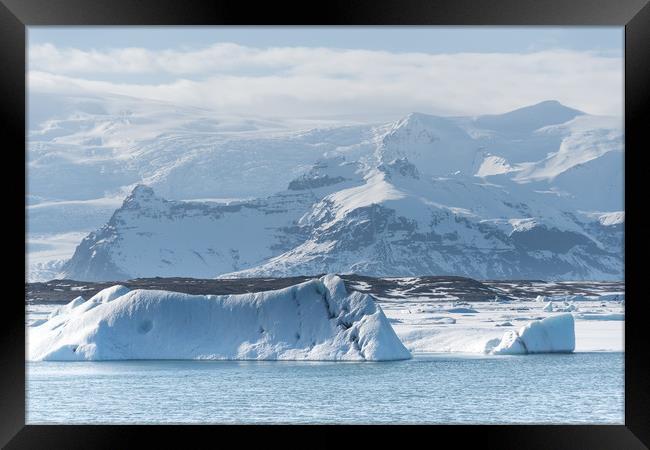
517, 314, 575, 353
543, 301, 554, 312
28, 275, 411, 362
491, 314, 575, 355
535, 295, 546, 303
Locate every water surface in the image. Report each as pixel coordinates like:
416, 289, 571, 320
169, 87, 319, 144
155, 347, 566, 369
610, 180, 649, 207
27, 352, 623, 424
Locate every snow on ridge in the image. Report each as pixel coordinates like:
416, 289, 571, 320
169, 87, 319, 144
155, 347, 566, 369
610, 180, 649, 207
597, 211, 624, 226
28, 275, 412, 362
578, 210, 625, 226
536, 114, 622, 135
508, 218, 538, 233
512, 115, 623, 183
475, 155, 517, 177
321, 170, 405, 223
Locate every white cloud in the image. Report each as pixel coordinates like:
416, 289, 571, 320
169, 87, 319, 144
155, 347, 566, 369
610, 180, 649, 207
28, 43, 623, 119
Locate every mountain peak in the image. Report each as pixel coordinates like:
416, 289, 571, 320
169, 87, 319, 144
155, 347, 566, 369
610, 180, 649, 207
515, 100, 584, 115
474, 100, 585, 133
389, 111, 469, 140
535, 99, 563, 106
122, 184, 160, 209
402, 111, 433, 121
130, 184, 155, 197
397, 111, 451, 127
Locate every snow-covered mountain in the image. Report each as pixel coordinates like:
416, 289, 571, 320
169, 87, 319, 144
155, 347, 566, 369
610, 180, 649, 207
29, 94, 623, 281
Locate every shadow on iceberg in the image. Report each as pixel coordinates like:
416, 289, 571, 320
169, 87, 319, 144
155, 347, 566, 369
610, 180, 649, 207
28, 275, 412, 362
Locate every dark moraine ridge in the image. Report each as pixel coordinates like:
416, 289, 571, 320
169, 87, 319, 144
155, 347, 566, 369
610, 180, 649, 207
26, 275, 624, 305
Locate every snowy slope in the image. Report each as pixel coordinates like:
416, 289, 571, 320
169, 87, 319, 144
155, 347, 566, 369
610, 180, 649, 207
28, 275, 411, 361
27, 92, 367, 202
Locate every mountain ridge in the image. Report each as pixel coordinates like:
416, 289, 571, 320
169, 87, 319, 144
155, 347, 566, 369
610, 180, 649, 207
28, 97, 623, 282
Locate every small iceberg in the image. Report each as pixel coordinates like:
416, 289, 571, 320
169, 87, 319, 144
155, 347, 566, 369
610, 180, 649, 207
28, 275, 411, 362
489, 314, 575, 355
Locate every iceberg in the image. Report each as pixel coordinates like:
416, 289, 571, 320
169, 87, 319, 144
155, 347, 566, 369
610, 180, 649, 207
28, 275, 411, 362
491, 314, 575, 355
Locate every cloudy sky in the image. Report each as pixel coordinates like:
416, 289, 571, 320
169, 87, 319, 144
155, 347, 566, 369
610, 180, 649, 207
28, 27, 623, 121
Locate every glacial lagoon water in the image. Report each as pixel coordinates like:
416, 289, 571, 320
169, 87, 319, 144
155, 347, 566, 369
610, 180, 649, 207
26, 352, 623, 424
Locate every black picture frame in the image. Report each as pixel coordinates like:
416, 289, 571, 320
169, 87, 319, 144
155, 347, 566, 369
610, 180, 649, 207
2, 0, 648, 447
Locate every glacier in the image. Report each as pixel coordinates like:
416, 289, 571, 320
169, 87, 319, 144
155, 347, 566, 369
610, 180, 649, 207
28, 275, 412, 361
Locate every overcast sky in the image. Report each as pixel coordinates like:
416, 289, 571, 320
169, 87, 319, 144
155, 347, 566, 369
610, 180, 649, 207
28, 27, 624, 121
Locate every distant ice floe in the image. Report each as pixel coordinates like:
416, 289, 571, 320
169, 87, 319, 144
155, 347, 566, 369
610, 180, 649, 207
573, 313, 624, 321
28, 275, 411, 362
